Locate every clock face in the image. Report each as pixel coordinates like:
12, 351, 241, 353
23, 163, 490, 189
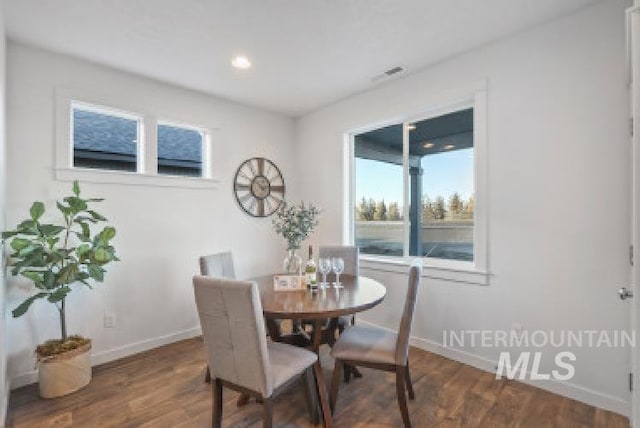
234, 157, 285, 217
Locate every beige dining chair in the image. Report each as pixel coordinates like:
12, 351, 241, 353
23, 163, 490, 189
193, 275, 332, 428
199, 251, 236, 384
329, 260, 423, 428
199, 251, 236, 278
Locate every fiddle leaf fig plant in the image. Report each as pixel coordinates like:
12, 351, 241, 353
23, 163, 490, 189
2, 180, 119, 344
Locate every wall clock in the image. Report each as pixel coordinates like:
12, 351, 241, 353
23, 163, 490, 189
233, 157, 285, 217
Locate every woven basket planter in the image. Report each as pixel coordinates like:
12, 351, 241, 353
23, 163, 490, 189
38, 341, 92, 398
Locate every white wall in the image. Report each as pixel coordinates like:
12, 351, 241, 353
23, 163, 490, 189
295, 0, 632, 415
0, 0, 7, 424
5, 42, 297, 387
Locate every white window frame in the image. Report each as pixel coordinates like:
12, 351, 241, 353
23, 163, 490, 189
55, 89, 219, 189
345, 85, 488, 285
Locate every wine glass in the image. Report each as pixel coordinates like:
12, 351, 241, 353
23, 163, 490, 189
332, 257, 344, 288
319, 257, 332, 289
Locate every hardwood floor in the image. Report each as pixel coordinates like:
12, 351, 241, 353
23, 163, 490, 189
6, 337, 629, 427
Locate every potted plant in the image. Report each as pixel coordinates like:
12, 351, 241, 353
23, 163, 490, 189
2, 181, 118, 398
272, 201, 320, 275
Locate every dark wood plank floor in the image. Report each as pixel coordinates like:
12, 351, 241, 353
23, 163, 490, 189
6, 337, 629, 427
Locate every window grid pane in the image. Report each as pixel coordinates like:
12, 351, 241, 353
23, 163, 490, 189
157, 124, 203, 177
73, 106, 138, 172
354, 123, 404, 257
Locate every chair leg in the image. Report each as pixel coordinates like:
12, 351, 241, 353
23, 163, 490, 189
262, 397, 273, 428
395, 366, 412, 428
236, 393, 251, 406
212, 378, 222, 428
205, 365, 211, 383
330, 359, 343, 414
302, 367, 320, 424
314, 361, 333, 428
343, 364, 351, 383
405, 362, 415, 400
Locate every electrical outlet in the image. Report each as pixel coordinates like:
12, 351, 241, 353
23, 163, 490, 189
104, 312, 116, 328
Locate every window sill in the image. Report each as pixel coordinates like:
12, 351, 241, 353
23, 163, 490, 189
359, 255, 489, 285
55, 168, 220, 189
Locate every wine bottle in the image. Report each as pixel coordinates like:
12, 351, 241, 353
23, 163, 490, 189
305, 245, 317, 287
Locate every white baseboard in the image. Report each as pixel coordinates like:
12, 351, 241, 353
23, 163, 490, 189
357, 320, 630, 417
10, 326, 202, 390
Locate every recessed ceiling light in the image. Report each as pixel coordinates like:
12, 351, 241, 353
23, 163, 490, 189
407, 124, 416, 131
444, 144, 455, 150
423, 142, 434, 149
231, 55, 251, 70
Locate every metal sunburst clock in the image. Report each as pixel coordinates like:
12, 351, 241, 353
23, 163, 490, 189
233, 157, 285, 217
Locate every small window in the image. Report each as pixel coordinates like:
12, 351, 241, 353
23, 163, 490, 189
72, 103, 139, 172
157, 123, 203, 177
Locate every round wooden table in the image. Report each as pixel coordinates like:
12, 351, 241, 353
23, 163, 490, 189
252, 274, 387, 353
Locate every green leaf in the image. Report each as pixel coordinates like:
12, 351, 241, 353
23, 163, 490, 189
18, 243, 41, 257
17, 219, 37, 231
38, 224, 64, 237
87, 264, 104, 281
10, 238, 30, 251
73, 180, 80, 196
57, 201, 71, 217
76, 244, 91, 257
56, 264, 79, 285
80, 222, 90, 238
74, 232, 91, 243
30, 202, 45, 221
88, 211, 107, 222
1, 230, 19, 239
47, 286, 71, 303
64, 196, 87, 214
93, 248, 110, 263
12, 292, 48, 317
74, 216, 97, 224
43, 271, 56, 289
22, 271, 43, 284
99, 226, 116, 242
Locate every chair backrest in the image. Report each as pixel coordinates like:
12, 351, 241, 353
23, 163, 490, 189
199, 251, 236, 278
192, 275, 273, 397
318, 245, 359, 276
395, 260, 423, 365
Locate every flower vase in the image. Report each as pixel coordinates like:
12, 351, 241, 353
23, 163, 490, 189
283, 249, 303, 275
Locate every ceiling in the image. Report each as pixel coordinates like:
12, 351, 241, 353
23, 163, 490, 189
5, 0, 601, 117
355, 108, 473, 165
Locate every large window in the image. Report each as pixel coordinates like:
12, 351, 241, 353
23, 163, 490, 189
72, 103, 140, 172
353, 97, 485, 268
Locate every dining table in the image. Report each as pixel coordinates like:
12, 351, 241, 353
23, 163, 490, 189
252, 273, 387, 354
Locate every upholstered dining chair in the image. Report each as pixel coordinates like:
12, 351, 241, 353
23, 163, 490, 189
199, 251, 236, 278
329, 260, 423, 428
199, 251, 236, 384
193, 275, 332, 428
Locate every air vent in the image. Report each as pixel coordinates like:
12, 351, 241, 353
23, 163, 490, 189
385, 66, 404, 76
372, 66, 406, 82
